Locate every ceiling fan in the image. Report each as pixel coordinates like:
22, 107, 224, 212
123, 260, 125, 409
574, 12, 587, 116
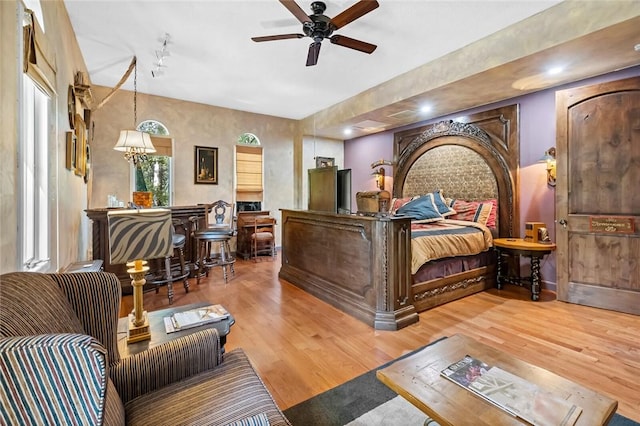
252, 0, 379, 66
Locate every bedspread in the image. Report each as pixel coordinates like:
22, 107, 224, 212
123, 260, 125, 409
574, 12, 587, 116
410, 219, 494, 274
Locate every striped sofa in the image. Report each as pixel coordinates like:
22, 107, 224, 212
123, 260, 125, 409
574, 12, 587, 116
0, 272, 291, 426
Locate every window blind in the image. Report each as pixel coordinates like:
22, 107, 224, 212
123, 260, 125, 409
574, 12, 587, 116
23, 9, 56, 95
149, 136, 172, 156
236, 146, 263, 201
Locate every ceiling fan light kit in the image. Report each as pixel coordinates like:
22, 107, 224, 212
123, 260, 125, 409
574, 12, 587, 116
252, 0, 379, 66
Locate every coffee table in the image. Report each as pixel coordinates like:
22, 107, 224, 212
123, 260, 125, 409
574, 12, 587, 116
376, 334, 617, 425
118, 302, 235, 358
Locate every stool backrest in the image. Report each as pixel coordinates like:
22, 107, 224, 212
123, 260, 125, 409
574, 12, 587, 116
204, 200, 235, 233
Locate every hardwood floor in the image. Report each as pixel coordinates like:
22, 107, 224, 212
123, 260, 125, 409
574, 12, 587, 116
121, 257, 640, 422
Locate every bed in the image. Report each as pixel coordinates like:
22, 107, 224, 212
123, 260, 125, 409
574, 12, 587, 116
279, 104, 519, 329
392, 105, 519, 311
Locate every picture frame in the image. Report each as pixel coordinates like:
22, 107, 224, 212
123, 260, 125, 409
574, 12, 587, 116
195, 145, 218, 184
65, 131, 75, 170
74, 113, 86, 177
316, 156, 335, 168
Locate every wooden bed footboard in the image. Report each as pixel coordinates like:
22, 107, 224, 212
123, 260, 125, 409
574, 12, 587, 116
412, 265, 496, 312
279, 209, 419, 330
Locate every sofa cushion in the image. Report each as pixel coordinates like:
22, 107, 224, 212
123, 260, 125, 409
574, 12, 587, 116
49, 272, 122, 366
0, 272, 85, 337
0, 334, 110, 425
124, 348, 290, 426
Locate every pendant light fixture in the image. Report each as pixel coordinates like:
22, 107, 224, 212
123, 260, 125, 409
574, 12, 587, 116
113, 56, 155, 165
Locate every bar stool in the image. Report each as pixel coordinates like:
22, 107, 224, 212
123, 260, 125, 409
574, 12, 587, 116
147, 219, 190, 304
191, 200, 236, 284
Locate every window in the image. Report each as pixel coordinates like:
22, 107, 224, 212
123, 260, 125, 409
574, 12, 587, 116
236, 133, 263, 202
134, 121, 172, 206
20, 76, 50, 270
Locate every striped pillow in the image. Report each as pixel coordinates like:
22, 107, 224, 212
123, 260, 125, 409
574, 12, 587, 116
224, 412, 270, 426
0, 334, 108, 425
448, 199, 495, 227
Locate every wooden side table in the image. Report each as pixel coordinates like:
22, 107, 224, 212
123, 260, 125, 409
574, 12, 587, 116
493, 238, 556, 301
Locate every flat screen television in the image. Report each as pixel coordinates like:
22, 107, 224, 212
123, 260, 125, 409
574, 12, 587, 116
336, 168, 352, 214
308, 167, 352, 214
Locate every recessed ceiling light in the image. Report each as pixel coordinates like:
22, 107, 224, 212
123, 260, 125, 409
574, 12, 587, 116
420, 104, 432, 114
547, 66, 564, 75
635, 43, 640, 52
343, 128, 353, 136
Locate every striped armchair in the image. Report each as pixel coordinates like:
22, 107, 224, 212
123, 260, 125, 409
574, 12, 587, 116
0, 272, 290, 426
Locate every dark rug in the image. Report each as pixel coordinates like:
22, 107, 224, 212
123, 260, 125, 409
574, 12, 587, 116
283, 337, 638, 426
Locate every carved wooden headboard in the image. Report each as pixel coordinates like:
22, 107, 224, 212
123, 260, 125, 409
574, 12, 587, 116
392, 105, 520, 238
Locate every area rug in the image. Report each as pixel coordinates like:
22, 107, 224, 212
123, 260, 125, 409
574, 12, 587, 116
283, 337, 639, 426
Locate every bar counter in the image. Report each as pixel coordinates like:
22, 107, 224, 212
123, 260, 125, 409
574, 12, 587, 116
85, 205, 208, 293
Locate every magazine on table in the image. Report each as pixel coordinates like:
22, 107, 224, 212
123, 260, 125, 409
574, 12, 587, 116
163, 304, 229, 333
441, 355, 582, 426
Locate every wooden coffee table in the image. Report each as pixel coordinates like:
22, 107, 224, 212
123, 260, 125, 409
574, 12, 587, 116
376, 334, 617, 425
118, 302, 235, 358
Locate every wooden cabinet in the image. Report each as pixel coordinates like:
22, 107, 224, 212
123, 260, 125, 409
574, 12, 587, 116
236, 211, 271, 260
85, 205, 208, 293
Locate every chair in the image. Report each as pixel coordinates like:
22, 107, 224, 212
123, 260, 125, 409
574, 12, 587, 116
191, 200, 236, 284
0, 271, 291, 425
251, 216, 276, 261
148, 218, 190, 304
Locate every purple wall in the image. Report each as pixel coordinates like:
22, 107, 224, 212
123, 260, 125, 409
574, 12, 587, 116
345, 65, 640, 288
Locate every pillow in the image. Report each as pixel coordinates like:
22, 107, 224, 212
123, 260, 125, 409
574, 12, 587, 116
396, 193, 444, 223
390, 196, 417, 215
431, 190, 457, 217
483, 199, 498, 228
224, 413, 270, 426
448, 199, 496, 227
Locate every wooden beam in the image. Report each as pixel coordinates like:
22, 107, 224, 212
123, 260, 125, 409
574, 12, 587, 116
92, 56, 136, 111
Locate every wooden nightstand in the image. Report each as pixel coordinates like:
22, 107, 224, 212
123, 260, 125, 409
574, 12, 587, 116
493, 238, 556, 301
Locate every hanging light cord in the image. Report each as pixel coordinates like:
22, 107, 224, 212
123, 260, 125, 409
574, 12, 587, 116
133, 57, 138, 128
126, 56, 149, 165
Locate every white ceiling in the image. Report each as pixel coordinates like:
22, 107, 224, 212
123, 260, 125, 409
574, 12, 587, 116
63, 0, 563, 121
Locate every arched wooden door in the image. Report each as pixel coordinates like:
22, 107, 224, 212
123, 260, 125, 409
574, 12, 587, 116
555, 76, 640, 314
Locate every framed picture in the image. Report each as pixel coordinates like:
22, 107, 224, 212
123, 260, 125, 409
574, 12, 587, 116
74, 113, 86, 177
195, 146, 218, 184
316, 156, 335, 168
65, 131, 76, 170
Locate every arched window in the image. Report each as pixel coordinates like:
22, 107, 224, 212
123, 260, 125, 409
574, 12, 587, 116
138, 120, 169, 136
134, 120, 172, 206
238, 133, 260, 145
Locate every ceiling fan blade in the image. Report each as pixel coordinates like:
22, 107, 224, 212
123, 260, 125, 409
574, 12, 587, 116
279, 0, 311, 24
252, 34, 304, 42
330, 35, 377, 54
306, 42, 321, 66
330, 0, 379, 29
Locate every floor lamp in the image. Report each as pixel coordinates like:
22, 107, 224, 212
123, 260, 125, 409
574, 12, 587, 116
108, 209, 173, 343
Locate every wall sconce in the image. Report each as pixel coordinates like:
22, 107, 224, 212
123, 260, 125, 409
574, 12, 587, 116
372, 167, 385, 190
539, 147, 556, 187
371, 159, 393, 191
